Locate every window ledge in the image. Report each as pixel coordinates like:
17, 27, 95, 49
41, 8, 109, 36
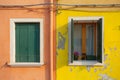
8, 63, 44, 67
69, 61, 103, 66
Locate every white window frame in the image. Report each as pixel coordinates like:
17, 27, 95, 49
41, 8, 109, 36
68, 17, 104, 66
9, 18, 44, 67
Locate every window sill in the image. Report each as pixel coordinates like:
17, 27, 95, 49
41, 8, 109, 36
8, 63, 44, 67
69, 60, 103, 66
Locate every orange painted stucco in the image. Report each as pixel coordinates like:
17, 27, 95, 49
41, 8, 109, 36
0, 0, 56, 80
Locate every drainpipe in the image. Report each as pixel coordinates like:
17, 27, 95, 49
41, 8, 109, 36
50, 0, 56, 80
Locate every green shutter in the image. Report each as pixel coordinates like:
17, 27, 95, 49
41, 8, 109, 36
86, 55, 96, 60
97, 18, 102, 63
71, 19, 74, 63
15, 24, 20, 62
15, 23, 40, 62
27, 23, 40, 62
16, 24, 28, 62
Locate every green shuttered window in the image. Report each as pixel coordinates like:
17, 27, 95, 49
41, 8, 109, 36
15, 23, 40, 62
10, 18, 44, 66
69, 17, 103, 65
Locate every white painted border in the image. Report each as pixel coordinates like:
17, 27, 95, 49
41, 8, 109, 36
68, 17, 104, 66
10, 18, 44, 66
69, 61, 103, 66
9, 63, 44, 67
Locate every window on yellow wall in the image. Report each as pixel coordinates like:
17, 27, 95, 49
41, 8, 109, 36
68, 17, 104, 65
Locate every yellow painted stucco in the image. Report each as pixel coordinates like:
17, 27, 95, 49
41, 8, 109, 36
56, 10, 120, 80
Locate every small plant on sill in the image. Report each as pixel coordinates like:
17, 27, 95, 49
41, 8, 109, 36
74, 51, 81, 60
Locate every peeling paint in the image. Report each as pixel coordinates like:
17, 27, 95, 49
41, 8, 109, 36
104, 54, 108, 61
98, 74, 116, 80
86, 66, 90, 72
103, 64, 108, 70
57, 32, 66, 50
94, 68, 97, 72
56, 51, 58, 56
104, 54, 111, 71
109, 47, 117, 52
74, 65, 76, 68
114, 47, 117, 51
69, 68, 73, 72
109, 48, 113, 52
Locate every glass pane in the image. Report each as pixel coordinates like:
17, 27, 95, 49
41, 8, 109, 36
73, 24, 82, 60
86, 24, 96, 60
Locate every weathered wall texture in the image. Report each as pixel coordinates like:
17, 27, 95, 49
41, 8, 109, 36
56, 10, 120, 80
0, 0, 51, 80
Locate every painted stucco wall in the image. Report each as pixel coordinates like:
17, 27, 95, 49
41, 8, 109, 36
57, 10, 120, 80
0, 0, 52, 80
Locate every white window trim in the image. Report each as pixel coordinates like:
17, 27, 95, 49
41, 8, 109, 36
68, 17, 104, 66
9, 18, 44, 67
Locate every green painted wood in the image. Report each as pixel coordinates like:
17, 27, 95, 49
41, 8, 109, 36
86, 55, 96, 60
28, 23, 40, 62
97, 18, 102, 63
15, 24, 20, 62
71, 19, 74, 63
34, 24, 40, 62
15, 23, 40, 62
28, 24, 34, 62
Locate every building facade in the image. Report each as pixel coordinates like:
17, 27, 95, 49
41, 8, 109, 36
56, 0, 120, 80
0, 0, 56, 80
0, 0, 120, 80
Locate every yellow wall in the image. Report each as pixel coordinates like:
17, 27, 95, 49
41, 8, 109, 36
56, 10, 120, 80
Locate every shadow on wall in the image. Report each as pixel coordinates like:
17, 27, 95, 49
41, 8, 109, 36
56, 22, 86, 71
56, 24, 68, 68
56, 23, 69, 69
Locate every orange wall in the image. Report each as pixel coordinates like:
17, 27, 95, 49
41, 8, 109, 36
0, 1, 52, 80
0, 0, 49, 4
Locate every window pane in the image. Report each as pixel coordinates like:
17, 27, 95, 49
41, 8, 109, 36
86, 24, 94, 55
15, 23, 40, 62
86, 24, 96, 60
73, 24, 82, 60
